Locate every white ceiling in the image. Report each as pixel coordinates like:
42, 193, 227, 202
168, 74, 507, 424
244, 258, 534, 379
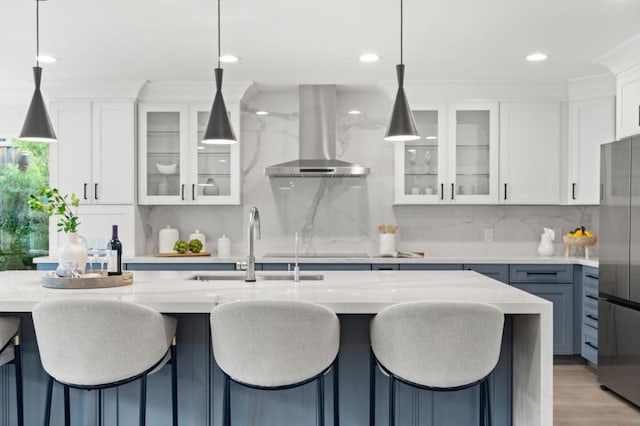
1, 0, 639, 86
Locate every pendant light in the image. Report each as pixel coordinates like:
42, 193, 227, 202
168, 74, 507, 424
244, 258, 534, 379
202, 0, 236, 145
20, 0, 57, 143
384, 0, 420, 142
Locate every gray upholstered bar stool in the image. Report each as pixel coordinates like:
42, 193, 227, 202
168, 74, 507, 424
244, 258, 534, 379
369, 301, 504, 426
32, 299, 178, 426
0, 317, 23, 426
210, 300, 340, 426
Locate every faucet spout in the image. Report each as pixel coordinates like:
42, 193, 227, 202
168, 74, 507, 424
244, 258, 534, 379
246, 207, 261, 282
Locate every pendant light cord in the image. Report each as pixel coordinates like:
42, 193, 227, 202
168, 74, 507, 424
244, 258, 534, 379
217, 0, 221, 68
400, 0, 403, 65
36, 0, 40, 67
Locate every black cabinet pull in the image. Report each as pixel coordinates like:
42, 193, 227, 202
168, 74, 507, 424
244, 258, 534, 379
451, 183, 454, 200
526, 272, 557, 276
585, 314, 599, 321
600, 183, 604, 202
585, 342, 598, 350
192, 184, 195, 200
181, 184, 185, 201
376, 267, 394, 271
585, 293, 598, 301
572, 183, 576, 200
504, 183, 507, 200
440, 183, 444, 200
585, 274, 598, 280
94, 183, 99, 200
83, 183, 88, 200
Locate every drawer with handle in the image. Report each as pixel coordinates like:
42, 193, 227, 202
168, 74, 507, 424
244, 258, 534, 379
581, 323, 598, 365
509, 264, 573, 284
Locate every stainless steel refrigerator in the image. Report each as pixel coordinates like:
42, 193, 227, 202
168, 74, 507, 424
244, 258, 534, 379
599, 137, 640, 406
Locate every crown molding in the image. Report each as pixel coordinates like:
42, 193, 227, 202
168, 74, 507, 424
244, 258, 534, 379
593, 33, 640, 75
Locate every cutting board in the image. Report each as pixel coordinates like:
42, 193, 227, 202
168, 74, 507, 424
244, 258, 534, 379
154, 252, 212, 257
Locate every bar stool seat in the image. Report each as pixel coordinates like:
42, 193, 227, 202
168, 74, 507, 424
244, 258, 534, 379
0, 316, 23, 426
210, 300, 340, 426
370, 301, 504, 426
33, 299, 178, 426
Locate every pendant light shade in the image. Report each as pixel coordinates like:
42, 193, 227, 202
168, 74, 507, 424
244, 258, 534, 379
202, 68, 236, 144
384, 64, 419, 142
20, 66, 56, 142
384, 0, 419, 142
20, 0, 56, 143
202, 0, 237, 145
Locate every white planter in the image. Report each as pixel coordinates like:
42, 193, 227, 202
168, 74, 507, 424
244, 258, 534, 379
58, 232, 88, 274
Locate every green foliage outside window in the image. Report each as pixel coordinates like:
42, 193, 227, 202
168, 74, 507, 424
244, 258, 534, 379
0, 140, 49, 270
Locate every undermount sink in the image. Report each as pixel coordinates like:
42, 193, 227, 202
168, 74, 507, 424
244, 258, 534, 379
189, 274, 324, 282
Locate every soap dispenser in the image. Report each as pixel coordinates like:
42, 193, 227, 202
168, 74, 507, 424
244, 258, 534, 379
537, 228, 555, 257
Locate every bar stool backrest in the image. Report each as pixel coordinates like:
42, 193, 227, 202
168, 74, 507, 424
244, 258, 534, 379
0, 317, 19, 366
370, 301, 504, 389
33, 299, 176, 386
210, 300, 340, 388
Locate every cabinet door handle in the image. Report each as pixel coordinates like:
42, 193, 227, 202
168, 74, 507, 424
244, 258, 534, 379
440, 183, 444, 200
83, 183, 88, 200
504, 183, 508, 200
451, 183, 455, 200
585, 342, 598, 350
585, 313, 599, 321
192, 184, 195, 201
181, 184, 185, 201
572, 183, 576, 200
585, 293, 598, 301
600, 183, 604, 202
94, 183, 99, 200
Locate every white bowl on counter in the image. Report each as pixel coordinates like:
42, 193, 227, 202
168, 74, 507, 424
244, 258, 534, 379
156, 162, 177, 175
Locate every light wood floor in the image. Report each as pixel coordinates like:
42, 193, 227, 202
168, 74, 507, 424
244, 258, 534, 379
555, 365, 640, 425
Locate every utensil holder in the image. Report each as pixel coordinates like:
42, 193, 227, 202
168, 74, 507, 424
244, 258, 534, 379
379, 233, 396, 256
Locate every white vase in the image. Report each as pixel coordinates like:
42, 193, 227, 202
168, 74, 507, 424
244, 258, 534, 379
58, 232, 88, 274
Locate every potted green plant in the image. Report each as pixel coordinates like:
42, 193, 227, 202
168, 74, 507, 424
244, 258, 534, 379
28, 186, 87, 273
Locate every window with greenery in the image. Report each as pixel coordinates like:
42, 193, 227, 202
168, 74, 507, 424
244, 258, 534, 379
0, 139, 49, 270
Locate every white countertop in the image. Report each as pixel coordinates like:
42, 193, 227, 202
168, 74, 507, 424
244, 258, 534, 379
33, 255, 599, 268
0, 270, 550, 314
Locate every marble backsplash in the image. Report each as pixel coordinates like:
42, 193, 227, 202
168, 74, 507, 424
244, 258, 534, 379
139, 87, 599, 258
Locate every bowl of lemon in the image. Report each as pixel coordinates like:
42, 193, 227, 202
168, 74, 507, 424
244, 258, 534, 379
563, 226, 597, 259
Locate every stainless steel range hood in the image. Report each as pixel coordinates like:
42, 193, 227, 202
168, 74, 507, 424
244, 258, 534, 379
265, 85, 370, 178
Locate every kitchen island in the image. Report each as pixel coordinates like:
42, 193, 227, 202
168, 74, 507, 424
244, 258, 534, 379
0, 270, 552, 426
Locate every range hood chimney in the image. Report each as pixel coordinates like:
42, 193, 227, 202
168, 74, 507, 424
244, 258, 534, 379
265, 85, 370, 178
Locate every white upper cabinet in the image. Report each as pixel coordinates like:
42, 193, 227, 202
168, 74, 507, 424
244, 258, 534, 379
567, 96, 615, 205
138, 102, 241, 205
617, 65, 640, 139
499, 102, 562, 204
50, 101, 134, 205
394, 102, 498, 204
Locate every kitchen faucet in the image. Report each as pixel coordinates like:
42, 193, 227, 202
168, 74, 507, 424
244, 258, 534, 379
245, 206, 261, 282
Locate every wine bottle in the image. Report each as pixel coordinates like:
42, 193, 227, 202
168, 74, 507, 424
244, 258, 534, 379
107, 225, 122, 276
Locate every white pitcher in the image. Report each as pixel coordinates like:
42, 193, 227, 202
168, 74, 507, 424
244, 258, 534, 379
58, 232, 88, 274
537, 228, 555, 257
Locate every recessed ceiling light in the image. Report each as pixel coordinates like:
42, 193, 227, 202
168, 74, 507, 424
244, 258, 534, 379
526, 52, 548, 62
256, 111, 269, 115
36, 55, 57, 63
348, 110, 361, 115
198, 146, 205, 150
359, 53, 380, 63
425, 136, 437, 140
219, 55, 240, 63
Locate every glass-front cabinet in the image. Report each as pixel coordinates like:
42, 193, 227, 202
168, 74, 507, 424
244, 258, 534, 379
138, 103, 240, 205
394, 102, 499, 204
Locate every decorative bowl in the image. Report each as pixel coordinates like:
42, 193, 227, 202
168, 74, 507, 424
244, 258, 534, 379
562, 235, 597, 247
156, 162, 177, 175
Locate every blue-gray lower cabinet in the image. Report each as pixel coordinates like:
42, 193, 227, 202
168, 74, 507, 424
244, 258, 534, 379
511, 283, 574, 354
463, 264, 509, 283
260, 263, 371, 271
581, 266, 599, 364
124, 263, 236, 271
398, 264, 463, 270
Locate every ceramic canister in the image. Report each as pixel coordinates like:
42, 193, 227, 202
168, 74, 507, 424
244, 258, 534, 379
189, 230, 207, 251
159, 226, 179, 253
217, 235, 231, 257
379, 233, 397, 256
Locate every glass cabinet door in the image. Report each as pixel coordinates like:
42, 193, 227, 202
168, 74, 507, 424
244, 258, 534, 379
193, 110, 231, 200
138, 104, 189, 204
448, 103, 499, 204
394, 105, 447, 204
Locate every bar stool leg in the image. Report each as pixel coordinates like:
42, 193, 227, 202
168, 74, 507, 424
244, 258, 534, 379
388, 376, 395, 426
485, 378, 492, 426
333, 359, 339, 426
14, 336, 23, 426
223, 373, 231, 426
98, 389, 103, 426
369, 350, 375, 426
63, 385, 70, 426
171, 343, 178, 426
139, 375, 147, 426
480, 380, 486, 426
317, 374, 325, 426
44, 376, 53, 426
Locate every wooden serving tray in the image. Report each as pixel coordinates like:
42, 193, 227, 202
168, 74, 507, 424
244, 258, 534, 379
154, 252, 212, 257
42, 271, 133, 289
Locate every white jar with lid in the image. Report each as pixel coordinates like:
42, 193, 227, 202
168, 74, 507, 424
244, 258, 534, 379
159, 226, 179, 253
217, 235, 231, 257
189, 230, 207, 252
